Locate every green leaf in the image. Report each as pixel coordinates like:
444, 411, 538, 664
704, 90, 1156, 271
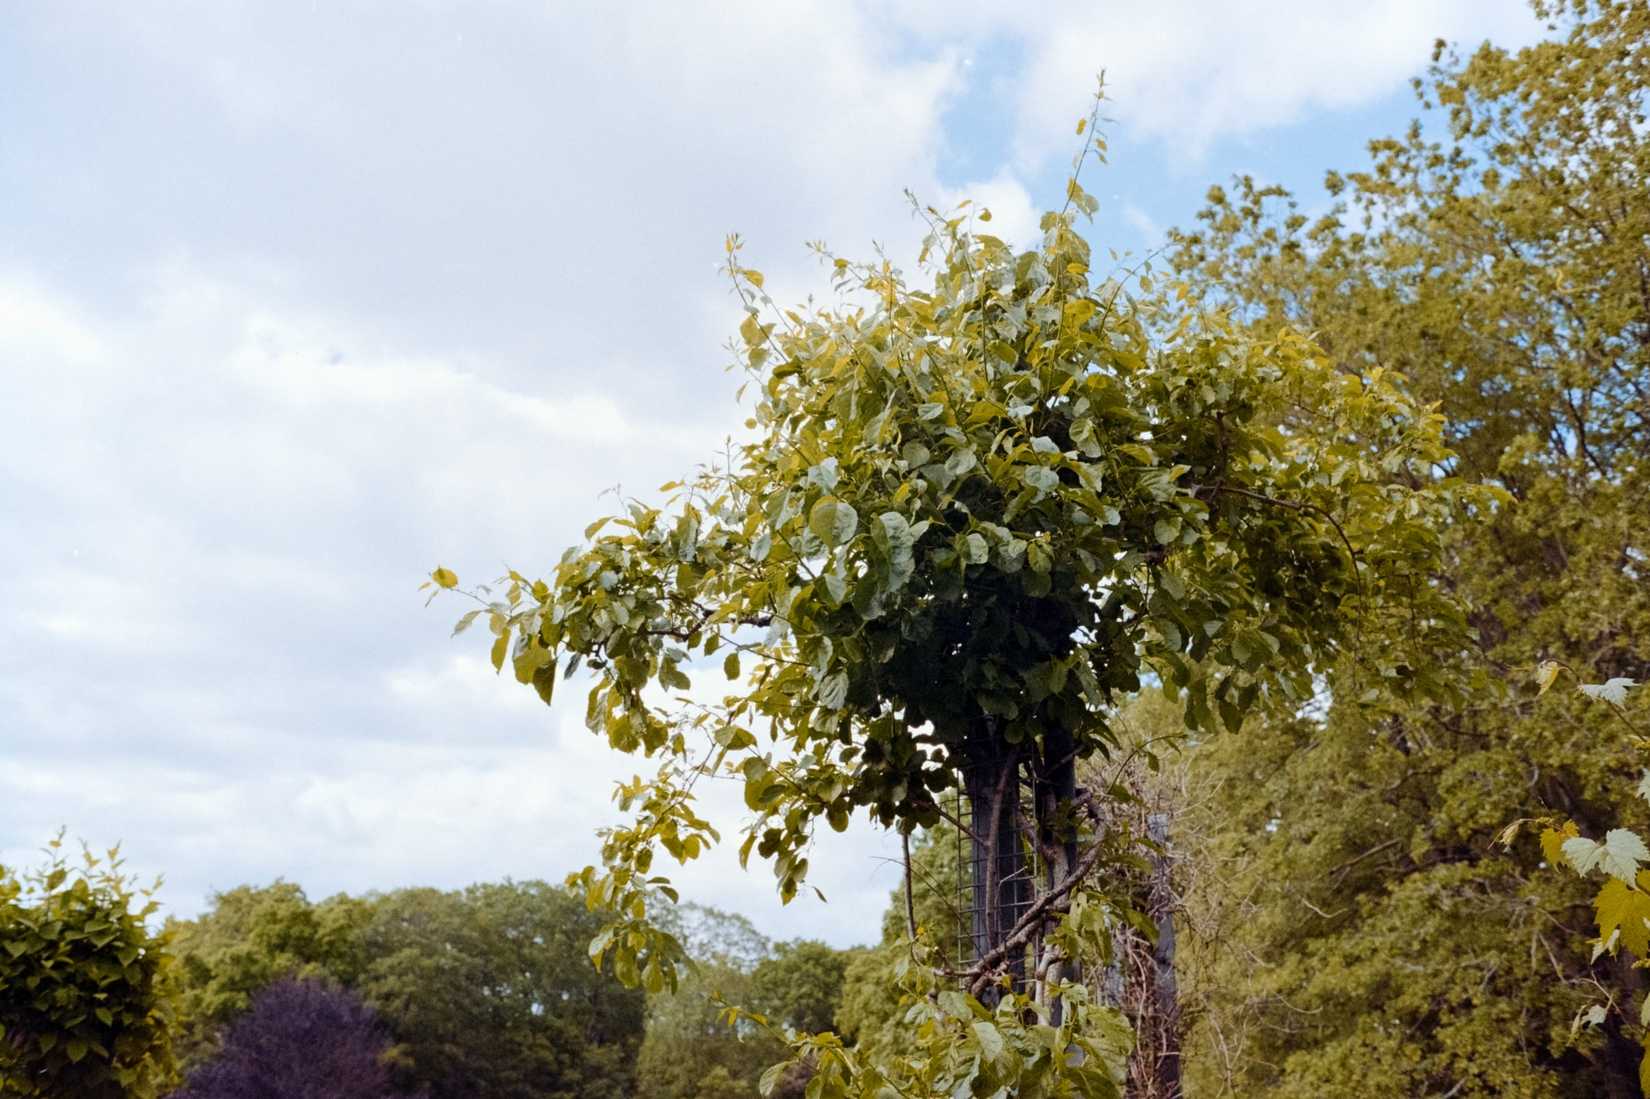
1027, 540, 1052, 574
1542, 823, 1579, 867
759, 1061, 791, 1097
807, 457, 840, 491
973, 1019, 1006, 1062
945, 449, 978, 477
1022, 466, 1059, 494
723, 652, 741, 680
817, 671, 849, 710
1069, 418, 1103, 458
808, 497, 859, 547
821, 569, 847, 605
1580, 678, 1637, 706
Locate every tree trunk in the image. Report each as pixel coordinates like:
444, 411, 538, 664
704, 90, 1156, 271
1036, 725, 1081, 1023
964, 730, 1029, 1002
1136, 811, 1183, 1098
1107, 808, 1184, 1099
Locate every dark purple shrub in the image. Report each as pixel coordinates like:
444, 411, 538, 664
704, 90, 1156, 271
173, 978, 418, 1099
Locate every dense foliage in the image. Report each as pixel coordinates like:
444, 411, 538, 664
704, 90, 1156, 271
0, 836, 177, 1098
1167, 1, 1650, 1094
171, 979, 414, 1099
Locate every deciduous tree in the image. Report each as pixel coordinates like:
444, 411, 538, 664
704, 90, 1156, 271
436, 90, 1481, 1096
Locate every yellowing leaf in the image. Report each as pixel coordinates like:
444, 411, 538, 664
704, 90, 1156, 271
1541, 821, 1579, 866
432, 566, 458, 589
1535, 660, 1561, 695
1595, 876, 1650, 956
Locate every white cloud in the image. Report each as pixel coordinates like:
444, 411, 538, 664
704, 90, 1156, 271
877, 0, 1543, 163
1121, 201, 1163, 245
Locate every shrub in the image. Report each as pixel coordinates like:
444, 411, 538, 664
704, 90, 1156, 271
0, 834, 176, 1098
172, 978, 416, 1099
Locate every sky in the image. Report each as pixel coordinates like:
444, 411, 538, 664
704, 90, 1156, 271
0, 1, 1546, 948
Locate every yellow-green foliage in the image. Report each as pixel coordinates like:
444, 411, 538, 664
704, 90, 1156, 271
1169, 2, 1650, 1093
0, 835, 177, 1098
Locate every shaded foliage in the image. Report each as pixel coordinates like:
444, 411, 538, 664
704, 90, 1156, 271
171, 979, 414, 1099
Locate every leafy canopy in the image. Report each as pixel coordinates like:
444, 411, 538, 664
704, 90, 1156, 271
433, 96, 1483, 1099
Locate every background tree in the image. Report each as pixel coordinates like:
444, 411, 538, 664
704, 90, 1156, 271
170, 979, 416, 1099
0, 835, 177, 1099
749, 940, 852, 1035
635, 958, 783, 1099
1079, 693, 1191, 1099
354, 882, 643, 1099
169, 883, 370, 1069
636, 904, 857, 1099
1166, 2, 1650, 1094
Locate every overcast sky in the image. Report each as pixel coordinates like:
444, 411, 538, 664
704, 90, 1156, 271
0, 1, 1543, 947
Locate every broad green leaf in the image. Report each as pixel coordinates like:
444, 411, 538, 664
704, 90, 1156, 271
1022, 466, 1059, 494
808, 497, 859, 547
972, 1019, 1006, 1062
817, 672, 848, 710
